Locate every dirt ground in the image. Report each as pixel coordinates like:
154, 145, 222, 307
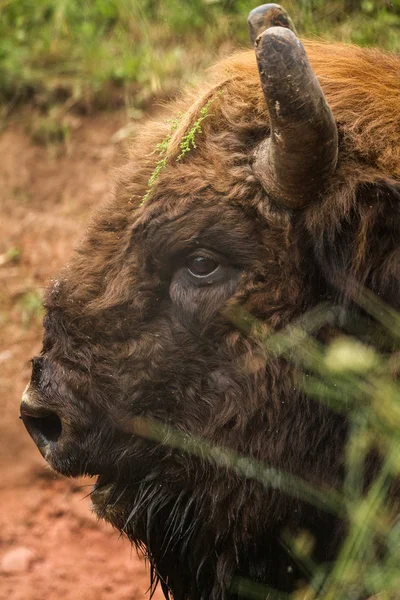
0, 110, 164, 600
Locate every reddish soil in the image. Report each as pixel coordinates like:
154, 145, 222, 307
0, 110, 163, 600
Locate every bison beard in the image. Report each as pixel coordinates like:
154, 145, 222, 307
20, 4, 399, 600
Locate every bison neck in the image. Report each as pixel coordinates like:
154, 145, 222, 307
105, 400, 347, 599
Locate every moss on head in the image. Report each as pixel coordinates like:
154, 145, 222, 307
141, 91, 224, 205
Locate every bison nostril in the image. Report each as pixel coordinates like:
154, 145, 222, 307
20, 407, 62, 448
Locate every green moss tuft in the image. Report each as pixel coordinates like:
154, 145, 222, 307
140, 113, 182, 205
176, 92, 223, 162
141, 91, 223, 205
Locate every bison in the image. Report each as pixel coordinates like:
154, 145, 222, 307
20, 4, 399, 599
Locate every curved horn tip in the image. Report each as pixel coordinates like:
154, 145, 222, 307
255, 25, 300, 54
252, 27, 338, 208
254, 26, 312, 120
248, 4, 297, 47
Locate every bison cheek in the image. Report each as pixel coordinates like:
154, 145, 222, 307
169, 271, 241, 324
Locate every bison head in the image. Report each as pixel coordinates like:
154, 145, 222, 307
20, 4, 399, 599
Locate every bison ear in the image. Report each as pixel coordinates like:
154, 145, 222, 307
309, 180, 400, 309
248, 8, 338, 210
248, 3, 297, 45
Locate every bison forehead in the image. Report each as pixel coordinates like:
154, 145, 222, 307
44, 187, 292, 324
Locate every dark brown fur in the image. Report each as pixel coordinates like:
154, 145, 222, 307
24, 40, 399, 599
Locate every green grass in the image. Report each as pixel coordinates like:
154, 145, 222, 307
0, 0, 399, 114
17, 289, 45, 328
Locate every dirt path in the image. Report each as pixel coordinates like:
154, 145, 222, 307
0, 110, 163, 600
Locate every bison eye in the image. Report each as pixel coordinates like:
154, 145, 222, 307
170, 248, 240, 311
186, 253, 219, 278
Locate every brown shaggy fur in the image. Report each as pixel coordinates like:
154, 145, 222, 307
24, 40, 399, 599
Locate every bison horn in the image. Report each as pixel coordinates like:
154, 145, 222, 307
248, 3, 297, 44
248, 19, 338, 209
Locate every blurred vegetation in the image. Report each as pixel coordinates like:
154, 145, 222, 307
133, 290, 400, 599
16, 289, 44, 328
0, 0, 399, 116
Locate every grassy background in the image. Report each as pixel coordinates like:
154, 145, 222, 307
1, 0, 400, 116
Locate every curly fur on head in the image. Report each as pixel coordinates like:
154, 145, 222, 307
22, 35, 399, 600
